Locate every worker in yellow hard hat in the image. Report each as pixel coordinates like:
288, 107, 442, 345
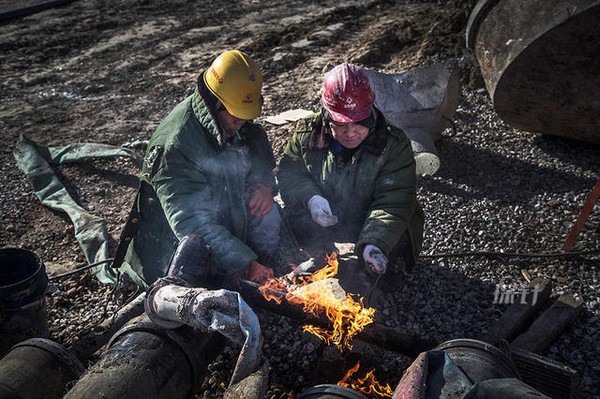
115, 50, 281, 289
203, 49, 263, 120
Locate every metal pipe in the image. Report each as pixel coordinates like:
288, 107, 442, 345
0, 248, 50, 357
0, 338, 84, 399
64, 316, 223, 399
466, 0, 600, 144
0, 0, 77, 24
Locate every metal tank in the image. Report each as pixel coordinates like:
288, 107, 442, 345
466, 0, 600, 144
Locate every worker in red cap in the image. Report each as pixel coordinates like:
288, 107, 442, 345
277, 63, 424, 292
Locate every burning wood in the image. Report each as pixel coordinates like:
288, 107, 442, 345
259, 253, 376, 351
337, 361, 394, 398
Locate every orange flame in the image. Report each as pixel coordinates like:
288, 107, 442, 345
259, 253, 375, 351
338, 361, 394, 398
258, 277, 288, 304
311, 253, 339, 280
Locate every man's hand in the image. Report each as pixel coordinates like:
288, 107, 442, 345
307, 195, 338, 227
243, 260, 275, 284
362, 244, 388, 275
246, 184, 274, 217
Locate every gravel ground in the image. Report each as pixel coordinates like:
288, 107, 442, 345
262, 88, 600, 398
45, 86, 600, 398
1, 0, 598, 398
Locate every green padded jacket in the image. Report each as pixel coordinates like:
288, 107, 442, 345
277, 111, 424, 263
120, 87, 277, 288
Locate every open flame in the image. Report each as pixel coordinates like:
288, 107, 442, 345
338, 361, 393, 398
259, 253, 375, 351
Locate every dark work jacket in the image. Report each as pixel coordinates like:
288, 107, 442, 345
277, 111, 424, 264
120, 87, 277, 288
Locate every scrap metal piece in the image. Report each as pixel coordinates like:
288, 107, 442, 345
363, 60, 461, 176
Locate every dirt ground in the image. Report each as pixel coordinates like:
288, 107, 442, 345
0, 0, 476, 274
0, 1, 479, 396
8, 1, 598, 398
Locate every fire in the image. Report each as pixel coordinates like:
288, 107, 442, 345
338, 361, 393, 398
258, 277, 288, 304
258, 253, 375, 351
310, 253, 339, 280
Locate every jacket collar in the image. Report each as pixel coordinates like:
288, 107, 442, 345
192, 77, 228, 146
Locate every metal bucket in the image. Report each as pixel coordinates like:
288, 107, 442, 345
0, 248, 49, 357
466, 0, 600, 144
0, 338, 84, 399
297, 384, 368, 399
435, 338, 519, 382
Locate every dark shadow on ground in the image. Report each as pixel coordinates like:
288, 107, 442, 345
533, 134, 600, 173
424, 139, 597, 204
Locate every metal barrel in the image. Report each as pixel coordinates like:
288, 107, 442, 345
466, 0, 600, 144
0, 338, 84, 399
64, 316, 224, 399
0, 248, 49, 357
297, 384, 368, 399
434, 338, 519, 382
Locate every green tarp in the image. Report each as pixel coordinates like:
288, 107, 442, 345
13, 134, 140, 285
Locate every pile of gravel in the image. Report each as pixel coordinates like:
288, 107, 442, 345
43, 87, 599, 398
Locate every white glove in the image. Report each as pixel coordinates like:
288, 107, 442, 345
307, 195, 338, 227
363, 244, 388, 275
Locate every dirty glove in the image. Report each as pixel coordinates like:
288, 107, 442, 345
246, 184, 274, 217
307, 195, 338, 227
243, 260, 275, 285
363, 245, 388, 275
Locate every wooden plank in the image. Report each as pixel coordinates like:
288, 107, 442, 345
483, 277, 552, 345
511, 294, 584, 353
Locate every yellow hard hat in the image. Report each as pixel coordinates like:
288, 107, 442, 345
203, 50, 263, 120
